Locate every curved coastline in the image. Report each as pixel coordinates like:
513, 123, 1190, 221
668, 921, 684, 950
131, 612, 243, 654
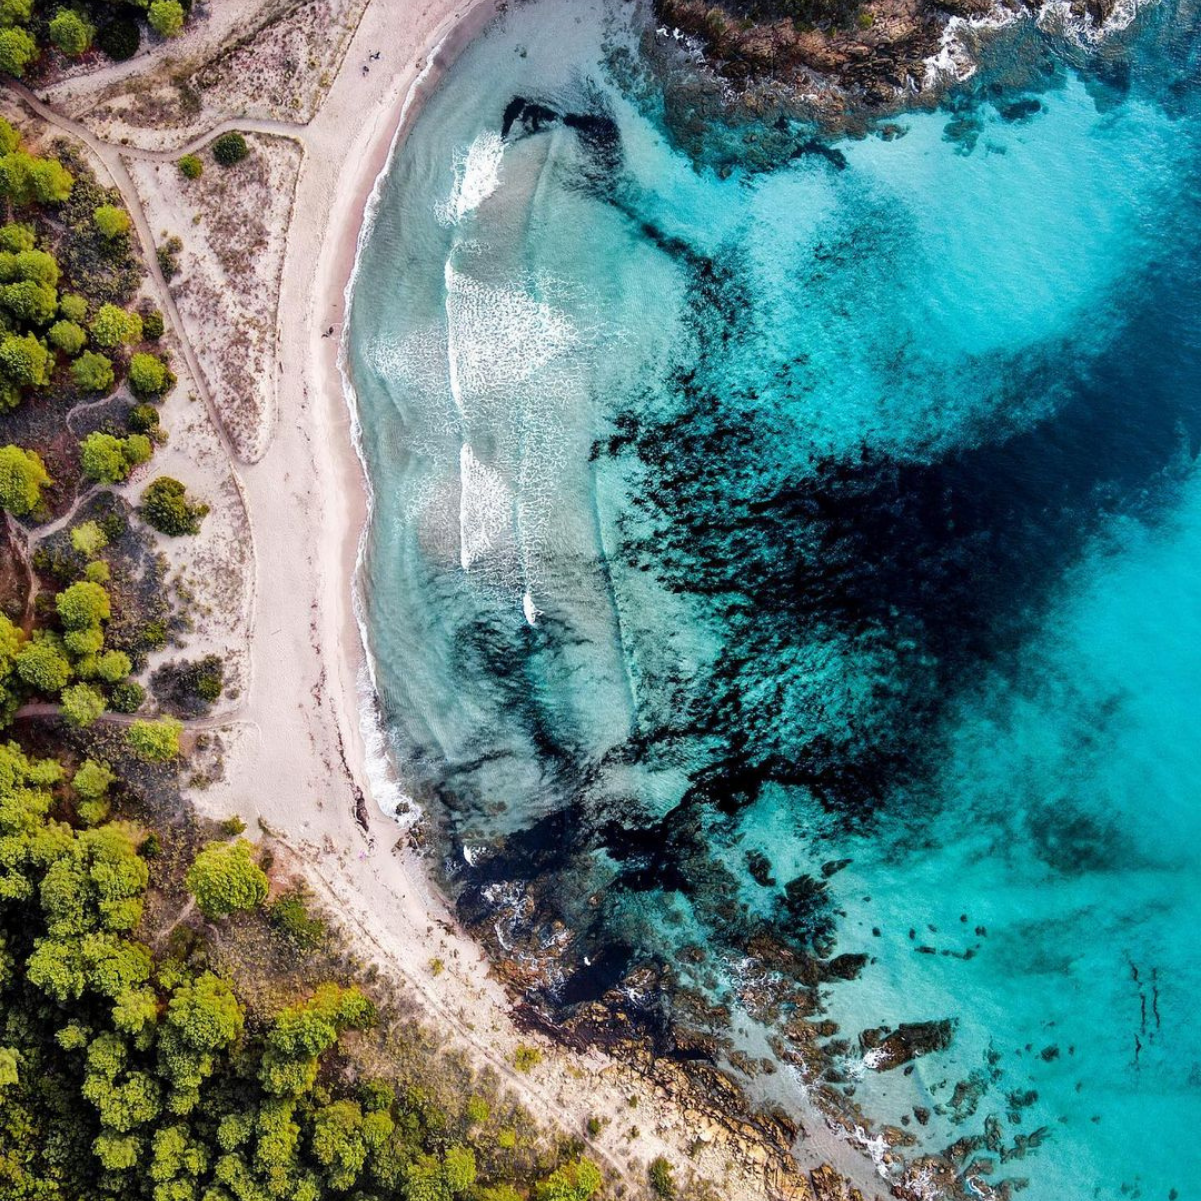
335, 0, 504, 828
276, 2, 892, 1198
303, 4, 893, 1198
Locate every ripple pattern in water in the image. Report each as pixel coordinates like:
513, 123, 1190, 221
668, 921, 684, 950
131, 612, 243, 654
346, 2, 1201, 1195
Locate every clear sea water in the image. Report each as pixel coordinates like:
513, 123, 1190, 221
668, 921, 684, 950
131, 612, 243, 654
346, 1, 1201, 1196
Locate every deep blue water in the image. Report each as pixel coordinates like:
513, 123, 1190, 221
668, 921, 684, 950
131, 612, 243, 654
346, 2, 1201, 1195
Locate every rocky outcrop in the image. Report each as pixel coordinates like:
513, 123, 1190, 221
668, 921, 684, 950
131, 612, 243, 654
654, 0, 974, 108
859, 1019, 955, 1070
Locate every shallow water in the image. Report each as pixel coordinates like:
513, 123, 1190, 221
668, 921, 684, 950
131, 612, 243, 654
347, 2, 1201, 1195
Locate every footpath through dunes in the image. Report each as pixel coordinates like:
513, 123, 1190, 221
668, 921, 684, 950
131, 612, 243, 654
6, 1, 883, 1198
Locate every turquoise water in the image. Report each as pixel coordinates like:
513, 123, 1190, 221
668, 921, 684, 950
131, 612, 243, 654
346, 2, 1201, 1196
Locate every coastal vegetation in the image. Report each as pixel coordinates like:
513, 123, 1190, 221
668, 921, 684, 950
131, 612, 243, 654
0, 0, 197, 78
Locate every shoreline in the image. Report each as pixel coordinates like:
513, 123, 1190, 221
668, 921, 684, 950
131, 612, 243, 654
201, 1, 885, 1197
332, 0, 503, 828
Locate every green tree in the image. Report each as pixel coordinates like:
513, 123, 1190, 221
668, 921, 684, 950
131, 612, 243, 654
0, 247, 61, 287
148, 0, 185, 37
48, 318, 86, 354
258, 985, 373, 1097
0, 332, 51, 387
15, 634, 71, 694
74, 757, 115, 799
1, 277, 57, 324
212, 132, 249, 167
93, 204, 131, 239
49, 9, 95, 56
57, 580, 110, 630
311, 1100, 370, 1191
0, 443, 49, 514
533, 1159, 604, 1201
125, 716, 181, 761
80, 431, 152, 483
72, 349, 114, 393
128, 351, 169, 397
186, 839, 268, 920
0, 26, 35, 76
95, 648, 131, 683
0, 151, 73, 204
90, 303, 142, 348
0, 225, 31, 255
61, 681, 105, 727
177, 153, 203, 180
98, 17, 139, 61
59, 291, 87, 321
156, 971, 243, 1111
141, 476, 208, 536
0, 0, 32, 25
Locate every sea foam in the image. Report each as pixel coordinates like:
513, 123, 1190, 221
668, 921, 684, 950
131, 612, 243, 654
436, 130, 506, 226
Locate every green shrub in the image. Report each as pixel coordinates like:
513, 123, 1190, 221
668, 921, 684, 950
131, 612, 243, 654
177, 153, 202, 180
48, 319, 86, 355
0, 27, 36, 77
141, 309, 165, 339
61, 681, 105, 727
70, 520, 107, 557
186, 839, 269, 919
156, 235, 181, 282
148, 0, 185, 37
90, 303, 142, 348
98, 17, 138, 61
128, 351, 170, 397
93, 205, 131, 240
513, 1044, 542, 1073
648, 1157, 676, 1199
268, 891, 329, 950
58, 292, 87, 322
108, 679, 145, 713
212, 132, 249, 167
126, 715, 182, 761
0, 443, 50, 514
141, 476, 208, 536
128, 403, 159, 433
49, 9, 95, 57
71, 350, 113, 394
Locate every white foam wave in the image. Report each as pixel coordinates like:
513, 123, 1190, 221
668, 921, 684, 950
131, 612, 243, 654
459, 442, 513, 570
924, 0, 1150, 88
436, 130, 505, 226
444, 264, 580, 409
